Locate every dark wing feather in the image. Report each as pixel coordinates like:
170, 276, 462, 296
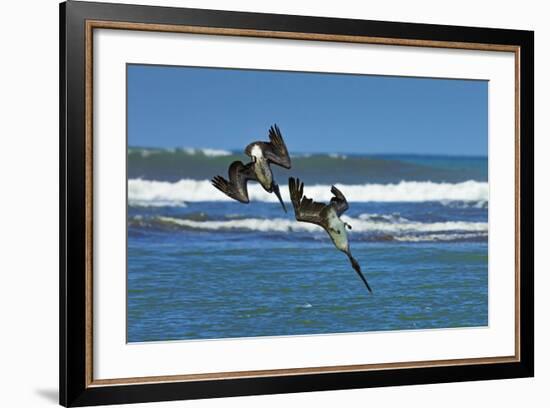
263, 124, 291, 169
288, 177, 327, 227
330, 185, 349, 216
211, 161, 257, 203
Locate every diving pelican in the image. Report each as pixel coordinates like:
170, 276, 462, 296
211, 124, 291, 212
288, 177, 372, 292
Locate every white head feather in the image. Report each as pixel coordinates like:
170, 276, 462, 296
250, 144, 264, 159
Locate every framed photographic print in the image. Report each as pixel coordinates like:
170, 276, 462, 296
59, 1, 534, 406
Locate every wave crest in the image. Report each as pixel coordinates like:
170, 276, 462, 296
129, 214, 487, 243
148, 215, 487, 234
129, 147, 232, 158
128, 179, 488, 206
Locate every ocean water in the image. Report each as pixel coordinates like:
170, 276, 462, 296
127, 149, 488, 342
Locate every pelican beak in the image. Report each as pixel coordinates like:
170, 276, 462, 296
273, 183, 287, 213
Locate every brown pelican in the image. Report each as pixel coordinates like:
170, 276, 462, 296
288, 177, 372, 292
212, 124, 291, 212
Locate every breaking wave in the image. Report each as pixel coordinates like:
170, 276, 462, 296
153, 215, 487, 233
129, 213, 488, 243
128, 178, 488, 207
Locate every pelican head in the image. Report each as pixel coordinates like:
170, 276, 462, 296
245, 143, 263, 162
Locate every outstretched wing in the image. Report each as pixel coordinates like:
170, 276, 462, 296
211, 161, 257, 203
288, 177, 327, 227
262, 124, 292, 169
330, 185, 349, 216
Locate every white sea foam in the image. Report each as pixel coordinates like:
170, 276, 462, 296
328, 153, 348, 159
341, 215, 487, 234
183, 148, 232, 157
130, 147, 232, 158
128, 178, 488, 206
393, 232, 488, 242
158, 216, 321, 232
155, 215, 487, 235
129, 200, 187, 208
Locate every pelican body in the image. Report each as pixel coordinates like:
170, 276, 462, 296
212, 124, 291, 212
326, 207, 349, 251
247, 144, 273, 190
288, 177, 372, 292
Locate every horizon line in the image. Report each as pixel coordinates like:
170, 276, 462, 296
128, 145, 488, 158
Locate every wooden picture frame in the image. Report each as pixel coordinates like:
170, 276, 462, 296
60, 1, 534, 406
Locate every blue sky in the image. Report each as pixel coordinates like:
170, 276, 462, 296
127, 64, 488, 156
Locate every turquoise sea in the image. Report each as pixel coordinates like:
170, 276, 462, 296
127, 149, 488, 342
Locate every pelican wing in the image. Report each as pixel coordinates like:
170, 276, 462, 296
263, 124, 291, 169
288, 177, 327, 226
330, 185, 349, 216
211, 161, 257, 203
